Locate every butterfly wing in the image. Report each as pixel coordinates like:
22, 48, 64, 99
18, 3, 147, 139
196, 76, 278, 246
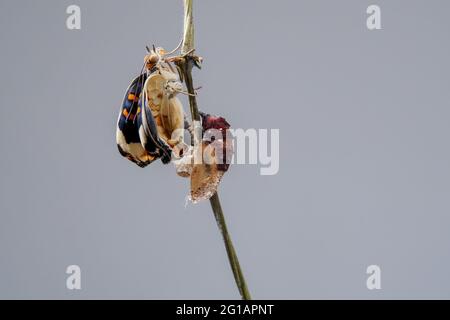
160, 96, 185, 147
116, 74, 157, 167
140, 74, 172, 164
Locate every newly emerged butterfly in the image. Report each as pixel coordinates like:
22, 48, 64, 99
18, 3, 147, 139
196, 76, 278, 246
116, 46, 180, 167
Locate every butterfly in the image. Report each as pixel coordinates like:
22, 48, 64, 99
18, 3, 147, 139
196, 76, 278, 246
116, 46, 186, 167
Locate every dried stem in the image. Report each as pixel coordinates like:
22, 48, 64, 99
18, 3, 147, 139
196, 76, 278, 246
179, 0, 251, 300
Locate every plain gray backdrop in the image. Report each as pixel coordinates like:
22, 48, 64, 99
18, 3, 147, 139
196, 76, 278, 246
1, 0, 450, 299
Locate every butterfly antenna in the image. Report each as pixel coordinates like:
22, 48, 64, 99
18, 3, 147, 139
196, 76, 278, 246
165, 38, 183, 56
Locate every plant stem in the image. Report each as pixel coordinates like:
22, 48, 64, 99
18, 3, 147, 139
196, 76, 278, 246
180, 0, 251, 300
209, 193, 251, 300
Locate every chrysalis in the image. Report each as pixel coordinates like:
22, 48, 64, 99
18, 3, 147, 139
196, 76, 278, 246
174, 112, 233, 203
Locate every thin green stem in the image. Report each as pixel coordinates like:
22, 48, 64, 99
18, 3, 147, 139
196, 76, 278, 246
209, 193, 251, 300
180, 0, 251, 300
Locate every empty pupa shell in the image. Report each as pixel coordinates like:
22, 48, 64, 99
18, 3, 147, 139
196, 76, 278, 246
190, 141, 226, 203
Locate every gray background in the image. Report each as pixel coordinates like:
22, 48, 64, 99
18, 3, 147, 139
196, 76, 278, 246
0, 0, 449, 299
